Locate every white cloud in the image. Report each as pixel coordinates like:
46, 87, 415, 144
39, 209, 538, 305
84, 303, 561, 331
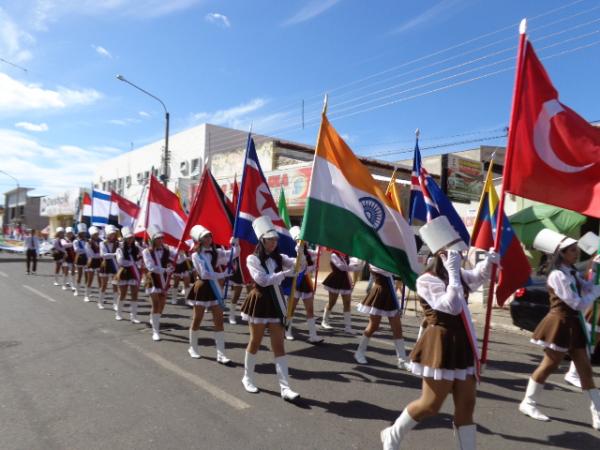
389, 0, 463, 35
205, 12, 230, 28
15, 121, 48, 132
281, 0, 341, 26
30, 0, 205, 30
139, 110, 151, 117
0, 7, 35, 64
192, 98, 268, 127
109, 117, 140, 126
0, 72, 102, 113
92, 44, 112, 58
0, 128, 120, 197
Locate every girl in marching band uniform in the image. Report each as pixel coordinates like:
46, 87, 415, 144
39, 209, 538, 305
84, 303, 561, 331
52, 227, 66, 286
186, 225, 238, 363
321, 249, 364, 334
284, 226, 323, 344
84, 226, 102, 302
98, 225, 119, 310
114, 227, 142, 323
354, 263, 410, 370
143, 225, 173, 341
170, 248, 192, 305
62, 227, 76, 290
519, 229, 600, 431
240, 216, 302, 401
381, 216, 497, 450
72, 223, 89, 297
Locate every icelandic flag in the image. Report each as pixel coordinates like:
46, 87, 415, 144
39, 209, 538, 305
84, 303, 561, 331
234, 135, 296, 288
91, 189, 111, 226
471, 162, 531, 306
409, 140, 470, 245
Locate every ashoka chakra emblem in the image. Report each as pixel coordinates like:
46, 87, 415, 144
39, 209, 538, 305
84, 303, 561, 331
359, 197, 385, 231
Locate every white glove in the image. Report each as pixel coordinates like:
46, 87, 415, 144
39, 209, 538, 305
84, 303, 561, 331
487, 248, 501, 265
283, 268, 295, 277
442, 250, 462, 287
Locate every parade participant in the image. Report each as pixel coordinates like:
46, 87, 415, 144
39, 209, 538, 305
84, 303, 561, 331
321, 249, 364, 334
24, 229, 39, 275
518, 229, 600, 430
170, 248, 192, 305
52, 227, 67, 286
240, 216, 302, 401
284, 226, 323, 343
114, 227, 142, 323
72, 223, 89, 297
381, 216, 497, 450
186, 225, 238, 363
142, 225, 173, 341
84, 226, 102, 302
228, 257, 250, 325
354, 262, 410, 369
98, 225, 119, 310
63, 227, 76, 291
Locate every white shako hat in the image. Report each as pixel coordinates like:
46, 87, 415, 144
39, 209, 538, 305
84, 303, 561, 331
252, 216, 278, 240
578, 231, 600, 255
190, 224, 211, 242
147, 224, 164, 241
418, 216, 468, 254
77, 223, 88, 234
533, 228, 577, 255
56, 227, 65, 233
89, 226, 99, 236
289, 225, 301, 241
65, 226, 74, 234
121, 226, 134, 239
105, 224, 118, 236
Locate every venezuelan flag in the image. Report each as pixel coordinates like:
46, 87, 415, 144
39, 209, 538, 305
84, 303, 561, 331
471, 161, 531, 306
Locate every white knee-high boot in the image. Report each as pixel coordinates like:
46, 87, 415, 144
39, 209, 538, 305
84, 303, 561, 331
519, 378, 550, 421
354, 334, 370, 364
115, 300, 123, 320
394, 339, 410, 371
343, 311, 355, 334
242, 352, 259, 393
214, 331, 231, 364
275, 355, 299, 401
321, 309, 333, 329
188, 329, 200, 358
285, 318, 294, 341
586, 388, 600, 430
170, 287, 178, 305
228, 302, 237, 324
454, 424, 476, 450
97, 291, 105, 309
307, 318, 324, 344
130, 302, 141, 324
380, 409, 417, 450
564, 361, 581, 388
84, 285, 91, 302
151, 314, 161, 341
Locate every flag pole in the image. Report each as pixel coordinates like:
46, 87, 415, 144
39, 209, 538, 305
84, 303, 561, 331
481, 18, 528, 365
287, 94, 328, 321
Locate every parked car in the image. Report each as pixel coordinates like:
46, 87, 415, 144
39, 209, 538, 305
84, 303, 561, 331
510, 276, 549, 332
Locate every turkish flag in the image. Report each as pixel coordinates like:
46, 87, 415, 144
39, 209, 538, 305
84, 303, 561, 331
507, 41, 600, 217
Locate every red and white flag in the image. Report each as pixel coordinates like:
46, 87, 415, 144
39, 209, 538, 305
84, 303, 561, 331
134, 176, 188, 246
506, 32, 600, 217
110, 191, 140, 229
80, 192, 92, 227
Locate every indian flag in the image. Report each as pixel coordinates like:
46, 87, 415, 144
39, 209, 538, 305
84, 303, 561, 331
300, 115, 420, 289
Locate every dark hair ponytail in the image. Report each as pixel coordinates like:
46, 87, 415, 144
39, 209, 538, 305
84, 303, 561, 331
254, 240, 283, 269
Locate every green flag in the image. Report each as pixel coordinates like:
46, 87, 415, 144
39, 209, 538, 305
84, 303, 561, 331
278, 188, 291, 228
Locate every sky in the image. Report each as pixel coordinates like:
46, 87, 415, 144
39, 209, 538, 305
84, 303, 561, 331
1, 0, 600, 201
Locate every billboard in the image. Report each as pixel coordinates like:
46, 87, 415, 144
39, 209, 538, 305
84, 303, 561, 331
446, 155, 483, 203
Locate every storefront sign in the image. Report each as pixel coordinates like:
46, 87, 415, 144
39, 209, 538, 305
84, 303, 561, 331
446, 155, 483, 203
40, 189, 79, 217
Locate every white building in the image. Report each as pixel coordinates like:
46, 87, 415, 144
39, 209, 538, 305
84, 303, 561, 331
93, 123, 281, 205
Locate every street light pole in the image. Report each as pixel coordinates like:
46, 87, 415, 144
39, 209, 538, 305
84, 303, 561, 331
0, 170, 20, 225
116, 75, 170, 186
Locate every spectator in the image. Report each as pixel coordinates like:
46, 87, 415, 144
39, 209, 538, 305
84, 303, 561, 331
24, 229, 40, 275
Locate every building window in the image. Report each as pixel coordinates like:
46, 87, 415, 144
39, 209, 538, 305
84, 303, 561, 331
126, 176, 131, 187
191, 158, 200, 175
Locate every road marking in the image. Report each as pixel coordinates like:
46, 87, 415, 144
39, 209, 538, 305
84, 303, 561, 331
22, 285, 57, 303
123, 340, 251, 411
0, 271, 8, 278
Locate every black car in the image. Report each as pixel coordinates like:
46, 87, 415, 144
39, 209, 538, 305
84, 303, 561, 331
510, 276, 549, 332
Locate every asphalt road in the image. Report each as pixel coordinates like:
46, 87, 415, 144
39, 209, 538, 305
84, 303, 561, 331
1, 253, 599, 449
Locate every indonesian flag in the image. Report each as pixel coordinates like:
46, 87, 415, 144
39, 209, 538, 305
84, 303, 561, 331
506, 38, 600, 217
110, 191, 140, 229
134, 175, 187, 246
80, 192, 92, 227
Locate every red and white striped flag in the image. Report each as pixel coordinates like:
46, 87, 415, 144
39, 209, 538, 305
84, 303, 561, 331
110, 191, 140, 229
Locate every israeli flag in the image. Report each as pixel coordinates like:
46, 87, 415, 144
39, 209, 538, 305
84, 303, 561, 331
91, 190, 111, 226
